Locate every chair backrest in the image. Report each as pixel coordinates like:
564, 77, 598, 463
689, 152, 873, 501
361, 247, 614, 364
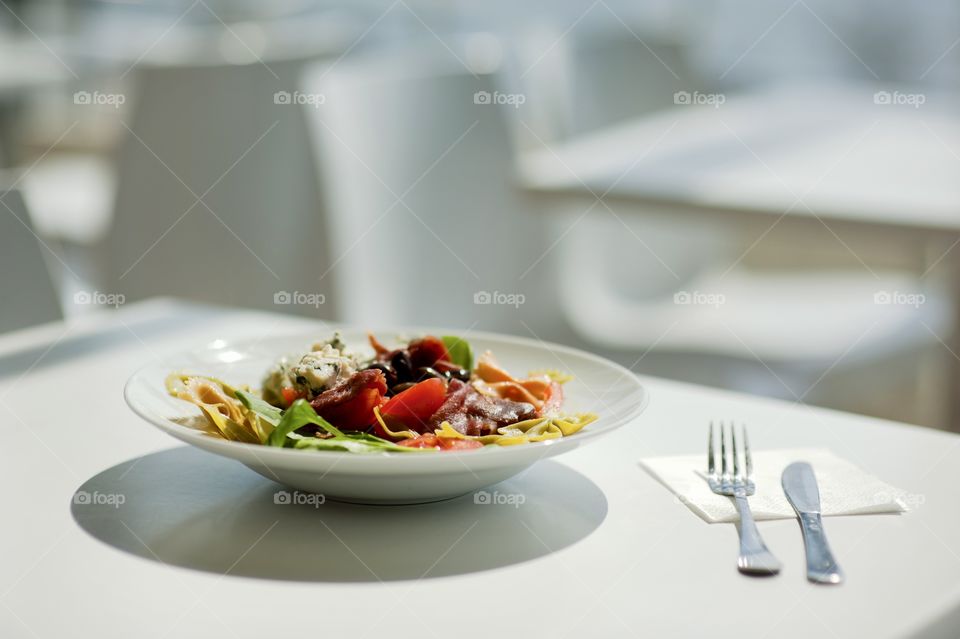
101, 56, 338, 317
0, 187, 62, 332
508, 26, 702, 146
301, 43, 552, 331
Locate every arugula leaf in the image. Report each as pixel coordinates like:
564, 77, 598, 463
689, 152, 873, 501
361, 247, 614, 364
266, 399, 343, 447
264, 399, 428, 452
292, 428, 427, 453
442, 335, 473, 371
235, 389, 283, 426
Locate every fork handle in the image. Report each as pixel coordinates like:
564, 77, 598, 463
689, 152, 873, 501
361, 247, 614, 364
734, 494, 782, 575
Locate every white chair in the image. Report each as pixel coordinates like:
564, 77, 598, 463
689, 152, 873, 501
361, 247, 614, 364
553, 210, 953, 427
0, 186, 62, 332
505, 25, 704, 149
22, 152, 116, 246
300, 42, 553, 332
99, 54, 342, 317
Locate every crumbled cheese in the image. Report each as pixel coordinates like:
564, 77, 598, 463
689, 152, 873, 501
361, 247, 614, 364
261, 332, 361, 405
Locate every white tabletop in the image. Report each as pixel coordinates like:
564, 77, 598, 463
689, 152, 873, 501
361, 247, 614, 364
520, 84, 960, 234
2, 299, 959, 638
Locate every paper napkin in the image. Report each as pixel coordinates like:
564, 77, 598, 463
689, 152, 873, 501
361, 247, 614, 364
640, 448, 908, 524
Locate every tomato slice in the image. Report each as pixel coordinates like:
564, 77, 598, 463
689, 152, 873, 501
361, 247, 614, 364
310, 370, 387, 430
437, 437, 484, 450
380, 378, 447, 432
397, 433, 440, 448
396, 433, 484, 451
319, 388, 384, 430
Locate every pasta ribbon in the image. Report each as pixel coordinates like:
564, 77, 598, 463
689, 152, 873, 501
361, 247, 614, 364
372, 406, 417, 440
165, 373, 264, 443
474, 351, 556, 410
527, 369, 574, 384
433, 413, 598, 446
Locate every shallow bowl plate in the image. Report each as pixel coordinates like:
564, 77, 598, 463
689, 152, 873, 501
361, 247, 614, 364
124, 327, 648, 504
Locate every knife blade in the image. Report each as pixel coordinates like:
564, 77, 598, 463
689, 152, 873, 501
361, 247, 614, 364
782, 462, 844, 584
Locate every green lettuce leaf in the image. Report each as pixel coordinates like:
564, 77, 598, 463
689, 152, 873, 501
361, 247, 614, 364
266, 399, 344, 446
442, 335, 473, 371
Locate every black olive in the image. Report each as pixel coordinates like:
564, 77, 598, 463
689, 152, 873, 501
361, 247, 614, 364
444, 368, 470, 381
390, 350, 414, 381
295, 375, 308, 386
415, 366, 443, 381
365, 362, 397, 387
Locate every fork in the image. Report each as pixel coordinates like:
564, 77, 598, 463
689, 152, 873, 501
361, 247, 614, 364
707, 421, 782, 575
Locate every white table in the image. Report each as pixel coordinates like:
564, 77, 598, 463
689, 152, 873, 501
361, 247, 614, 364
2, 299, 960, 638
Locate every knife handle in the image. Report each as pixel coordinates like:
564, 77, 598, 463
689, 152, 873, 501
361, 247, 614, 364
797, 512, 844, 584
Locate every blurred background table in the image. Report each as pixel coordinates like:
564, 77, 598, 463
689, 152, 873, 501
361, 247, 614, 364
520, 84, 960, 233
520, 84, 960, 429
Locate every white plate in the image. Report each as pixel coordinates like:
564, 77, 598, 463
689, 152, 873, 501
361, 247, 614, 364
124, 327, 649, 504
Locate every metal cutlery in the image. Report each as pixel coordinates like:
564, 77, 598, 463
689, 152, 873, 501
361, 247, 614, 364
707, 422, 782, 575
782, 461, 844, 584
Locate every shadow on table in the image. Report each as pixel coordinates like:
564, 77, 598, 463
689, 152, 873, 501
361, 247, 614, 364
71, 446, 607, 582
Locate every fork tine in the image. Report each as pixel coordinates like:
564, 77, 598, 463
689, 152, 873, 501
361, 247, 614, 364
720, 422, 727, 477
731, 423, 740, 480
744, 425, 753, 478
708, 421, 715, 475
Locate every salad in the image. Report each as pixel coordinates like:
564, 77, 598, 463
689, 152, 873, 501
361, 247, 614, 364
166, 332, 597, 453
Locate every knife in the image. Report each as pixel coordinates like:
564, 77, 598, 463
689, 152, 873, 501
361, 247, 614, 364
782, 462, 844, 584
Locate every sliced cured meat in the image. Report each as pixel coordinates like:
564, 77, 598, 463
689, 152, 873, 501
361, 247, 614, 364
427, 379, 537, 436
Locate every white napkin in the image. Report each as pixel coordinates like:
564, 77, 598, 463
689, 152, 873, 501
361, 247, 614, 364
640, 448, 908, 524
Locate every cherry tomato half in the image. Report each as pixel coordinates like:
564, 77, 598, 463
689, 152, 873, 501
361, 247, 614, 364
281, 387, 305, 407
